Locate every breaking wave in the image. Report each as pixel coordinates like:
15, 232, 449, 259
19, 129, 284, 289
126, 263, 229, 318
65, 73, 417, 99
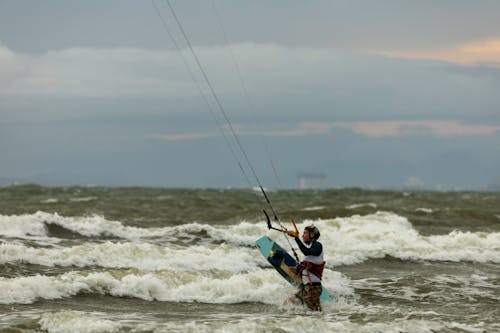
0, 269, 350, 305
1, 211, 499, 267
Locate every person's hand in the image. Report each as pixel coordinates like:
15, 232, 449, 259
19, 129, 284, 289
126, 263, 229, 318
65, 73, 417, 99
286, 229, 299, 238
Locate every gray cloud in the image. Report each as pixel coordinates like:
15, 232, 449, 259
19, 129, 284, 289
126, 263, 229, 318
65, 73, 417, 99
2, 1, 500, 53
2, 42, 499, 124
1, 1, 500, 189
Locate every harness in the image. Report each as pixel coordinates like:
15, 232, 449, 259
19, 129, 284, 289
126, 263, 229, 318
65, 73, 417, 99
298, 260, 325, 283
299, 261, 325, 280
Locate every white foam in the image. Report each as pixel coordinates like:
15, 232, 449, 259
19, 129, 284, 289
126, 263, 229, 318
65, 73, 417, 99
174, 220, 265, 246
0, 213, 49, 238
312, 212, 500, 265
132, 316, 484, 333
6, 308, 494, 333
0, 211, 144, 239
69, 197, 98, 202
302, 206, 325, 211
415, 208, 433, 213
0, 274, 79, 304
40, 198, 59, 204
0, 269, 301, 305
346, 203, 377, 210
2, 211, 499, 266
39, 311, 121, 333
0, 212, 265, 245
0, 242, 263, 272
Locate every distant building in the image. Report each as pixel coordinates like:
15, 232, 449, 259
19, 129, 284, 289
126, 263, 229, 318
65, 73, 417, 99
297, 172, 326, 189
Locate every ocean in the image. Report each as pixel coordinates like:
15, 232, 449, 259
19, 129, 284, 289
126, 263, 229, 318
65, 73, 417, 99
0, 185, 499, 333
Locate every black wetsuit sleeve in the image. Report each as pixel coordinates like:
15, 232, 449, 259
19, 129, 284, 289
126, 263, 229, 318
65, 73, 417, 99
294, 238, 322, 256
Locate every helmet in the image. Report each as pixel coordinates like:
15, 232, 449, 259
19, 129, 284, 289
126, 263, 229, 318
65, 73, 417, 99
305, 225, 320, 239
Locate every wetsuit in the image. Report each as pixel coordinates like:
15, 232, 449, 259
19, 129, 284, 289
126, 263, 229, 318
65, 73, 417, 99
293, 237, 324, 311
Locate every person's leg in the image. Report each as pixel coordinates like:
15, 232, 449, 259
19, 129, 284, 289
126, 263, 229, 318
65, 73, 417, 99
303, 284, 322, 311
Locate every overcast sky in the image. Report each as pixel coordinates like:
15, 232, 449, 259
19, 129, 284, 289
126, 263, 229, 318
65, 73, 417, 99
1, 0, 499, 189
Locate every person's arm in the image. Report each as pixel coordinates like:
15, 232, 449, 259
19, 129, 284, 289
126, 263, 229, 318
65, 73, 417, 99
294, 238, 322, 256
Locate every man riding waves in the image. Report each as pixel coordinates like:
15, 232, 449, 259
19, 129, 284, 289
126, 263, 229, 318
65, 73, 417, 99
286, 225, 325, 311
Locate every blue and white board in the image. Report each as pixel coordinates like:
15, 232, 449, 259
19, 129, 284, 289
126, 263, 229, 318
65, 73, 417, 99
256, 235, 334, 303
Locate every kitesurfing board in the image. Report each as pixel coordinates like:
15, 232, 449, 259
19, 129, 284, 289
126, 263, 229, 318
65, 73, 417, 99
255, 235, 334, 303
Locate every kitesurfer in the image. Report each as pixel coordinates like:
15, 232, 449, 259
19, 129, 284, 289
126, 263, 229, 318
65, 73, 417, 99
286, 225, 325, 311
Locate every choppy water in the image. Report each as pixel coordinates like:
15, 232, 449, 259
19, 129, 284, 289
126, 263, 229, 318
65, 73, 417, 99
1, 185, 499, 333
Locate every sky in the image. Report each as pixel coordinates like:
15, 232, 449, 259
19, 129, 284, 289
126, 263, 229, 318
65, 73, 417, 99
1, 0, 500, 189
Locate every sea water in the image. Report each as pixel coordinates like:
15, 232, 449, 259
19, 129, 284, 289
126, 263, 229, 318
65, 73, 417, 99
0, 186, 499, 332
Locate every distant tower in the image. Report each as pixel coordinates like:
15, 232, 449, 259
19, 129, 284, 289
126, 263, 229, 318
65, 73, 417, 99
297, 172, 326, 189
